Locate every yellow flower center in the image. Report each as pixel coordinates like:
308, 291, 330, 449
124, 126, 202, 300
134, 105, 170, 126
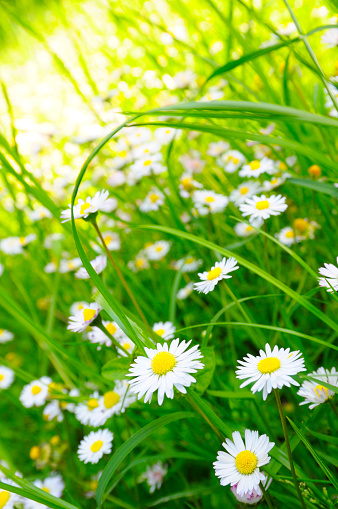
271, 177, 278, 185
293, 218, 308, 233
87, 398, 99, 411
80, 202, 91, 215
31, 385, 42, 395
89, 480, 98, 490
83, 308, 96, 322
156, 246, 163, 252
205, 196, 215, 203
207, 267, 222, 280
104, 236, 113, 245
67, 261, 75, 269
240, 187, 249, 195
314, 384, 329, 398
0, 330, 3, 335
235, 450, 258, 475
246, 225, 254, 232
229, 156, 239, 164
279, 162, 287, 170
255, 200, 269, 210
285, 230, 295, 238
257, 356, 281, 374
151, 351, 176, 375
42, 487, 50, 493
0, 375, 3, 382
149, 193, 159, 203
119, 150, 127, 158
155, 328, 165, 337
20, 237, 26, 244
185, 257, 194, 264
103, 391, 120, 409
50, 435, 60, 445
143, 159, 152, 166
90, 440, 103, 453
122, 342, 130, 350
29, 446, 40, 460
106, 323, 117, 336
249, 160, 261, 171
0, 491, 10, 508
135, 259, 145, 268
181, 177, 193, 191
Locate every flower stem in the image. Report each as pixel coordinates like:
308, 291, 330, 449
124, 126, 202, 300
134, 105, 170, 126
259, 481, 274, 509
92, 220, 152, 332
96, 322, 131, 358
274, 389, 307, 509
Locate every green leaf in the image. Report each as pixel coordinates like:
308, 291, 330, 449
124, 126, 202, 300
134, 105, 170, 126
195, 347, 216, 395
96, 411, 195, 508
148, 485, 214, 506
287, 178, 338, 198
102, 357, 131, 380
207, 390, 255, 399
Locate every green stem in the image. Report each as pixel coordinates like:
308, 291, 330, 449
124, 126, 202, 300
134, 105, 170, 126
260, 481, 274, 509
96, 322, 131, 358
274, 389, 307, 509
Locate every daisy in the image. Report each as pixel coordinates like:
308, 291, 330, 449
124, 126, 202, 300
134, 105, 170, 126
61, 190, 116, 222
0, 330, 14, 344
179, 151, 206, 173
234, 222, 259, 238
239, 157, 275, 178
213, 430, 274, 496
0, 234, 37, 255
236, 344, 306, 400
75, 392, 101, 426
128, 155, 165, 185
230, 181, 261, 206
230, 476, 272, 504
179, 173, 203, 198
139, 461, 168, 493
67, 302, 101, 333
126, 127, 152, 146
139, 188, 165, 212
28, 207, 53, 222
132, 141, 161, 159
19, 376, 52, 408
0, 366, 15, 390
127, 338, 204, 405
70, 301, 88, 315
116, 335, 135, 358
144, 241, 171, 261
77, 429, 113, 464
43, 401, 64, 422
27, 475, 65, 509
88, 320, 124, 348
127, 251, 150, 272
172, 256, 203, 273
0, 478, 21, 509
177, 282, 194, 300
194, 257, 239, 294
321, 28, 338, 48
207, 141, 230, 157
93, 231, 120, 252
154, 127, 179, 145
192, 190, 228, 215
59, 257, 82, 273
239, 194, 287, 224
107, 170, 126, 187
262, 175, 290, 192
293, 218, 319, 240
276, 227, 297, 247
89, 382, 137, 427
219, 150, 246, 173
318, 257, 338, 292
297, 367, 337, 409
152, 321, 176, 341
75, 255, 107, 279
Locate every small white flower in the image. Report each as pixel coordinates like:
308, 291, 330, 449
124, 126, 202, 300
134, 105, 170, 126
128, 154, 165, 185
127, 338, 204, 405
234, 222, 260, 238
88, 320, 125, 347
321, 28, 338, 48
28, 207, 53, 222
230, 477, 272, 505
140, 188, 165, 212
128, 251, 150, 272
59, 257, 83, 273
27, 475, 65, 509
152, 321, 176, 341
144, 241, 171, 261
139, 461, 168, 493
213, 430, 274, 496
77, 429, 113, 464
126, 127, 152, 146
61, 190, 116, 223
276, 227, 297, 246
93, 231, 120, 252
219, 150, 246, 173
179, 173, 203, 198
0, 234, 37, 255
0, 330, 14, 344
75, 255, 107, 279
75, 392, 100, 425
0, 477, 21, 509
132, 141, 161, 159
0, 366, 15, 390
89, 382, 136, 427
43, 401, 64, 422
154, 127, 179, 145
192, 190, 228, 215
172, 256, 203, 273
179, 151, 206, 173
207, 141, 230, 157
19, 377, 52, 408
297, 367, 337, 409
67, 302, 101, 333
318, 257, 338, 292
239, 157, 275, 178
236, 344, 306, 400
230, 181, 262, 206
177, 282, 194, 300
194, 257, 239, 294
239, 194, 287, 224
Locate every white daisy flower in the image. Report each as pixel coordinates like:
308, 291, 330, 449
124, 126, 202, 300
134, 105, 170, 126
126, 127, 152, 146
0, 477, 21, 509
88, 320, 125, 348
128, 154, 165, 185
192, 190, 228, 215
139, 461, 168, 493
234, 222, 260, 238
207, 141, 230, 157
0, 330, 14, 344
321, 28, 338, 48
19, 376, 52, 408
293, 218, 319, 240
0, 234, 37, 255
219, 150, 246, 173
179, 151, 206, 173
179, 173, 203, 198
75, 255, 107, 279
0, 366, 15, 390
132, 141, 161, 159
28, 207, 53, 222
236, 344, 306, 400
67, 302, 101, 333
116, 336, 135, 358
297, 367, 337, 409
93, 231, 120, 252
239, 194, 287, 224
213, 430, 274, 497
230, 475, 272, 504
128, 251, 150, 272
75, 392, 100, 426
26, 474, 65, 509
230, 181, 262, 206
127, 338, 204, 405
152, 321, 176, 341
144, 241, 171, 261
70, 301, 88, 315
239, 157, 275, 178
43, 401, 64, 422
276, 227, 297, 247
59, 257, 82, 273
194, 257, 239, 294
318, 257, 338, 292
172, 256, 203, 273
61, 190, 117, 222
177, 282, 194, 300
154, 127, 179, 145
139, 188, 165, 212
89, 382, 137, 427
77, 429, 113, 464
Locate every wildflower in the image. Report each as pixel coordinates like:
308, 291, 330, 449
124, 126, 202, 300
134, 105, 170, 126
179, 151, 206, 173
43, 233, 64, 249
61, 190, 116, 222
219, 150, 246, 173
192, 190, 228, 215
59, 257, 82, 273
67, 302, 101, 333
88, 320, 125, 348
230, 181, 261, 206
239, 194, 287, 224
263, 174, 290, 191
128, 154, 165, 184
239, 157, 274, 178
0, 366, 15, 390
172, 256, 203, 273
77, 429, 113, 464
230, 477, 272, 505
152, 321, 176, 341
318, 257, 338, 292
177, 282, 194, 300
308, 165, 321, 178
75, 392, 100, 426
93, 231, 120, 252
234, 222, 260, 238
139, 462, 168, 493
0, 478, 21, 509
140, 188, 165, 212
144, 241, 171, 261
0, 330, 14, 344
297, 367, 337, 409
19, 377, 52, 408
89, 382, 136, 427
28, 206, 53, 222
179, 173, 203, 198
207, 141, 230, 157
127, 339, 204, 405
276, 227, 297, 246
213, 430, 274, 496
132, 141, 162, 159
236, 344, 306, 400
293, 218, 319, 240
28, 475, 65, 508
0, 234, 37, 255
43, 401, 64, 422
321, 28, 338, 48
75, 255, 107, 279
128, 251, 150, 272
194, 257, 239, 294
